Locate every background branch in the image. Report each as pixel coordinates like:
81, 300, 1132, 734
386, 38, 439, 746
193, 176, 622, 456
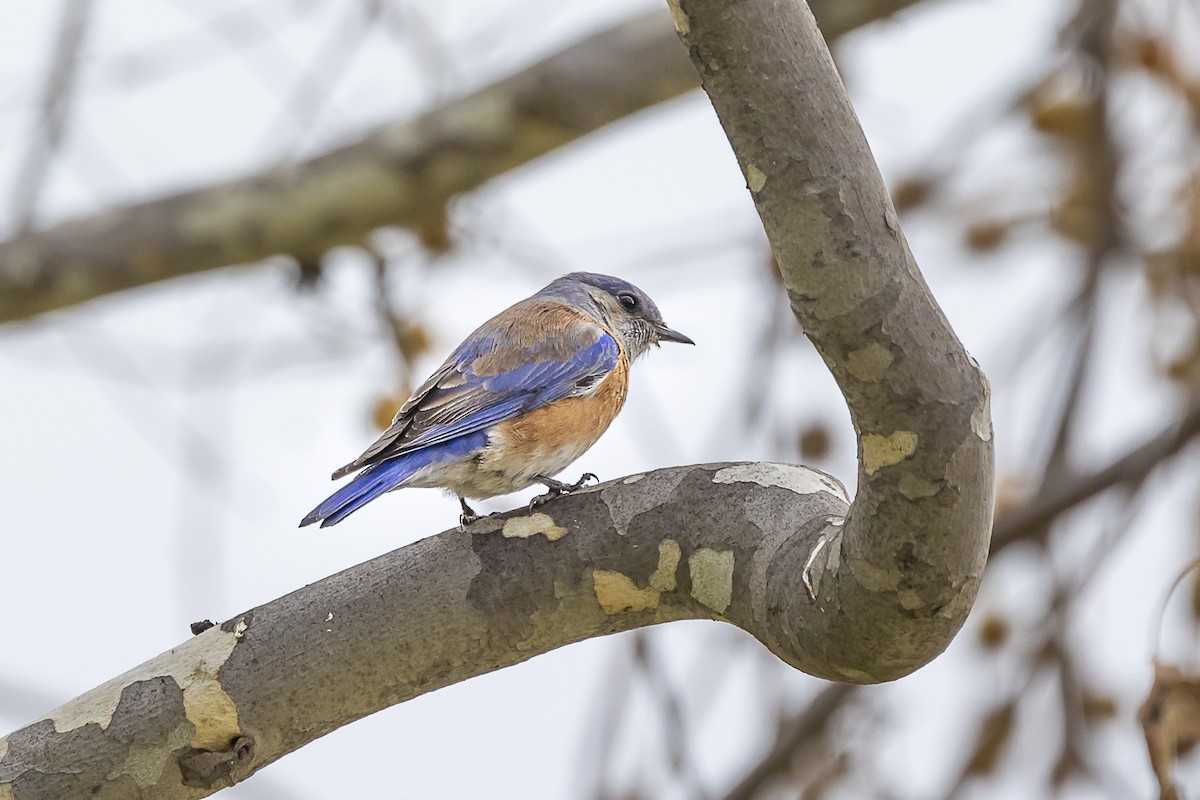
0, 0, 926, 325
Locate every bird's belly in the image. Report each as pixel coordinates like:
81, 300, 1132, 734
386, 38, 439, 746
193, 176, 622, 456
476, 385, 629, 498
411, 368, 628, 500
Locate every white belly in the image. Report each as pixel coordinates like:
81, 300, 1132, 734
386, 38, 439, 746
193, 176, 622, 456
405, 431, 595, 500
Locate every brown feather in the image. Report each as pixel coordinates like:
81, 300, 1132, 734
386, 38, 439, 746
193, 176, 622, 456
330, 299, 609, 480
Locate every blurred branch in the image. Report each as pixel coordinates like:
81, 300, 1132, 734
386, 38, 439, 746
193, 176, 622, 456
708, 396, 1200, 799
0, 0, 929, 325
8, 0, 93, 232
1041, 0, 1121, 476
992, 400, 1200, 549
632, 632, 710, 800
721, 684, 854, 800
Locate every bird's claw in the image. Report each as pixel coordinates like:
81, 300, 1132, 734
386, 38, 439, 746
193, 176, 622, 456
459, 498, 482, 530
528, 472, 600, 511
571, 472, 599, 491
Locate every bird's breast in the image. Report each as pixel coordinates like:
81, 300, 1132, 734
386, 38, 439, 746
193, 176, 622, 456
477, 358, 630, 490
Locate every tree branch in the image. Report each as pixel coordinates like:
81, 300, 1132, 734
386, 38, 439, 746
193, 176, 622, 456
8, 0, 94, 232
0, 0, 927, 325
992, 401, 1200, 549
1, 464, 850, 798
722, 683, 855, 800
670, 0, 992, 679
0, 0, 993, 797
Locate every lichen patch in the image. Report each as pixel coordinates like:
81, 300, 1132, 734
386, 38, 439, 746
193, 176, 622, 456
649, 539, 681, 592
846, 342, 894, 383
0, 783, 14, 800
862, 431, 918, 474
182, 678, 241, 750
689, 548, 734, 614
502, 513, 567, 541
833, 663, 877, 683
850, 557, 903, 593
971, 392, 993, 442
898, 472, 940, 500
593, 570, 660, 614
666, 0, 689, 34
45, 618, 247, 752
884, 206, 901, 234
746, 163, 767, 193
593, 540, 682, 614
713, 463, 847, 502
0, 737, 7, 762
123, 725, 192, 787
897, 589, 926, 610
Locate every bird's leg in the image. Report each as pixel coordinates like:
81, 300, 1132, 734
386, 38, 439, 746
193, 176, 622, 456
528, 473, 599, 510
458, 497, 482, 529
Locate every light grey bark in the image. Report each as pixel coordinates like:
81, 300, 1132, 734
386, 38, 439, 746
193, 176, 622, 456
0, 0, 993, 797
0, 0, 926, 325
0, 465, 851, 799
669, 0, 993, 677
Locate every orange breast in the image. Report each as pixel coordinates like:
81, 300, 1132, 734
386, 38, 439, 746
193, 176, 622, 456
502, 355, 629, 459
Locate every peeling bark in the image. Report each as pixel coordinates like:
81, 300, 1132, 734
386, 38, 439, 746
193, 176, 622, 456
0, 0, 993, 797
671, 0, 993, 678
2, 464, 848, 799
0, 0, 926, 325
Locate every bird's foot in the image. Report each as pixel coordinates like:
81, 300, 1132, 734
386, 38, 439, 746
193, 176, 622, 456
528, 472, 599, 511
459, 497, 482, 530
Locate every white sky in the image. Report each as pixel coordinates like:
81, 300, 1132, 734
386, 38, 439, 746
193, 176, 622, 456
1, 0, 1195, 798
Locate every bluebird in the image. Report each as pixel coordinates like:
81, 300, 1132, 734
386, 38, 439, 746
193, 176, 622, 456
300, 272, 693, 528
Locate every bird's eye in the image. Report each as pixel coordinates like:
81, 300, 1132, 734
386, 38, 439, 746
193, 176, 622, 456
618, 293, 639, 311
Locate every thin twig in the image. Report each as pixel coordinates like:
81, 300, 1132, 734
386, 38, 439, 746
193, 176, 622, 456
9, 0, 93, 231
720, 684, 854, 800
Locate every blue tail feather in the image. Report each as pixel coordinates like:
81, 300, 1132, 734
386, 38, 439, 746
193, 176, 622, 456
300, 457, 418, 528
300, 431, 488, 528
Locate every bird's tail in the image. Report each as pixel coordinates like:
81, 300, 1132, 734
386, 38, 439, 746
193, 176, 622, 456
300, 455, 423, 528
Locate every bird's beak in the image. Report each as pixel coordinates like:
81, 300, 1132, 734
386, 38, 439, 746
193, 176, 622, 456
655, 324, 695, 345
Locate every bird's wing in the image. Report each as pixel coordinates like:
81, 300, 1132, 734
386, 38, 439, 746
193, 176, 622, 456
331, 305, 620, 479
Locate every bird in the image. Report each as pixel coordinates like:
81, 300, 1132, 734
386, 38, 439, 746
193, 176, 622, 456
300, 272, 693, 528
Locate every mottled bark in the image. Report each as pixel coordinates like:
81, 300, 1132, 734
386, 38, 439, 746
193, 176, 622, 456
1, 465, 848, 799
669, 0, 993, 677
0, 0, 925, 325
0, 0, 993, 797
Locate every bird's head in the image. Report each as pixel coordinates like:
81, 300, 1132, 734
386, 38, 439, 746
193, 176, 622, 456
542, 272, 694, 359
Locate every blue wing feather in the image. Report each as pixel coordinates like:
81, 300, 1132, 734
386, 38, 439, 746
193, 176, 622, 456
391, 333, 618, 452
328, 311, 620, 480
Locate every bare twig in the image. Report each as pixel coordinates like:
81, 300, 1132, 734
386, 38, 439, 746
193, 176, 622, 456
8, 0, 94, 232
721, 685, 855, 800
992, 400, 1200, 549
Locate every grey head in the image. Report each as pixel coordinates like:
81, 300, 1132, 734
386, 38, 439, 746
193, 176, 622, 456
535, 272, 694, 359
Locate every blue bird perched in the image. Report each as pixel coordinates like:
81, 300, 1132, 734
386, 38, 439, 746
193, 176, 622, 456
300, 272, 693, 528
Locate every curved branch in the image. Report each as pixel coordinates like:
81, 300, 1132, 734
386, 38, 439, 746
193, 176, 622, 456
1, 464, 849, 798
0, 0, 993, 797
669, 0, 992, 680
0, 0, 926, 325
